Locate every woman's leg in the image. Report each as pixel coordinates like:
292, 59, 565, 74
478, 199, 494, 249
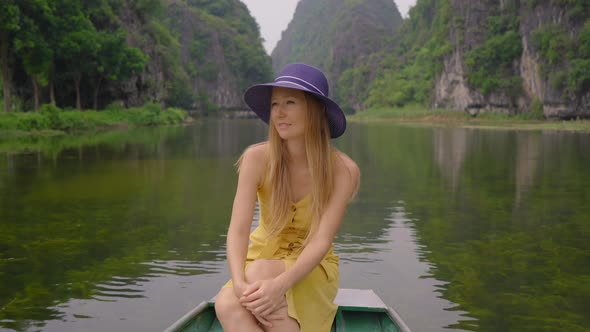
245, 259, 300, 332
215, 287, 263, 332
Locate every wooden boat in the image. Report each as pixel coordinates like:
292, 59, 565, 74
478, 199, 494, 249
164, 288, 412, 332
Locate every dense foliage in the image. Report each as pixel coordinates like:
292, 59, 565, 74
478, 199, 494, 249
365, 0, 451, 109
1, 0, 149, 112
0, 103, 186, 133
465, 14, 523, 97
362, 0, 589, 113
532, 20, 590, 97
0, 0, 271, 113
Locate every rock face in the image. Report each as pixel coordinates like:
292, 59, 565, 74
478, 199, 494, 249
115, 2, 166, 108
165, 2, 247, 110
271, 0, 402, 110
128, 0, 272, 111
434, 0, 590, 118
517, 2, 584, 118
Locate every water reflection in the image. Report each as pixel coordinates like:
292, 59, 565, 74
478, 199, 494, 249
0, 120, 266, 331
514, 132, 540, 209
1, 120, 589, 332
338, 202, 468, 332
406, 129, 590, 331
433, 128, 468, 192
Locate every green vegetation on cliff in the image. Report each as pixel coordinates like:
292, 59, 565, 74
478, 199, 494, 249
349, 1, 590, 127
271, 0, 402, 113
365, 0, 451, 109
465, 13, 522, 97
0, 0, 271, 113
356, 0, 589, 117
365, 0, 525, 108
532, 20, 590, 97
166, 0, 272, 109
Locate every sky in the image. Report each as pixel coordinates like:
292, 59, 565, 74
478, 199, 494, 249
241, 0, 417, 54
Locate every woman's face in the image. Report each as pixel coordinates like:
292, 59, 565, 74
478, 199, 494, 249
270, 87, 307, 140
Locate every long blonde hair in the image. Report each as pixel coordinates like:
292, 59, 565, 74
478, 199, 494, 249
262, 92, 334, 243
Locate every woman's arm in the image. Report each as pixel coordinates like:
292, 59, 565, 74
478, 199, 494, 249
226, 145, 265, 297
241, 156, 360, 316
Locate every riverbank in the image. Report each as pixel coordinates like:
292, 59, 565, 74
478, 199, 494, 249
351, 106, 590, 133
0, 125, 189, 155
0, 103, 189, 140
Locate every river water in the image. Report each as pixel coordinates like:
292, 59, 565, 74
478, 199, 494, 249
1, 119, 589, 332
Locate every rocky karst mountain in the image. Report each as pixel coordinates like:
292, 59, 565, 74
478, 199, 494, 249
434, 0, 590, 118
271, 0, 403, 113
275, 0, 589, 118
107, 0, 273, 111
163, 0, 272, 111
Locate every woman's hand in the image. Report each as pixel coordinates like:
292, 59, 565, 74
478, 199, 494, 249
232, 279, 250, 299
239, 278, 287, 317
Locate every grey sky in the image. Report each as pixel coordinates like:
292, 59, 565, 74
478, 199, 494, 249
241, 0, 417, 54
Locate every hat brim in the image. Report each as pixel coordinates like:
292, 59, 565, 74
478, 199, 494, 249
244, 81, 346, 139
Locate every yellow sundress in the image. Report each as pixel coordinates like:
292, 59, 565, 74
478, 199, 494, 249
222, 179, 339, 332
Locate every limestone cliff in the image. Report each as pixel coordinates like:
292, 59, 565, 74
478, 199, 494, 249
164, 0, 272, 110
433, 0, 590, 118
271, 0, 402, 113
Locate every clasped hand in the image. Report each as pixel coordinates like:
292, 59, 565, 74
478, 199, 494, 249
237, 278, 287, 327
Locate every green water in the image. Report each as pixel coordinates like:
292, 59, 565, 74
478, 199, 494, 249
0, 119, 588, 332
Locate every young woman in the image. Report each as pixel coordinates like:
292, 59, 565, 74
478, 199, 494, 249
214, 63, 360, 332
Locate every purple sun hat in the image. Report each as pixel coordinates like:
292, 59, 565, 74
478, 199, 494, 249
244, 63, 346, 138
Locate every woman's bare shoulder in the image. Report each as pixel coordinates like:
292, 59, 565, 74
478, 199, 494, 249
333, 150, 360, 198
243, 141, 269, 160
238, 142, 269, 185
334, 150, 360, 177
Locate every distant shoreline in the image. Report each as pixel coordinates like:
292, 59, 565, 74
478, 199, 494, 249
0, 104, 188, 140
350, 107, 590, 133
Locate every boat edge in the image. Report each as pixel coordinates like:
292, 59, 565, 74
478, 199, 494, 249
387, 305, 413, 332
163, 300, 209, 332
163, 289, 413, 332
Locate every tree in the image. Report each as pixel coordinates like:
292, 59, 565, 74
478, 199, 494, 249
52, 1, 99, 110
92, 30, 147, 109
14, 1, 53, 111
0, 1, 20, 112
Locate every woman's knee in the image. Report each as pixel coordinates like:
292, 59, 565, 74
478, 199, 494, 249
214, 288, 241, 319
215, 288, 263, 331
